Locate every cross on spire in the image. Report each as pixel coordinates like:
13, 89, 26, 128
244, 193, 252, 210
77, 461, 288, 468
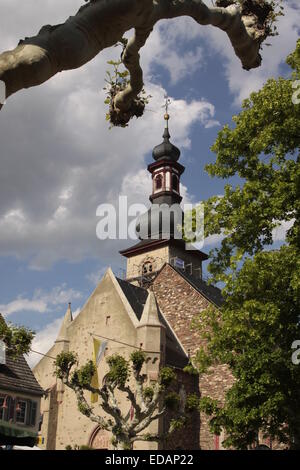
163, 94, 171, 128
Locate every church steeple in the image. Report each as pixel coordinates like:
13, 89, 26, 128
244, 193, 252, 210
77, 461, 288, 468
135, 101, 185, 241
148, 100, 185, 206
120, 98, 208, 283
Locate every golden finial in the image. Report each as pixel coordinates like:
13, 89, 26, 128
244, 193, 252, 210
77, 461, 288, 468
163, 95, 171, 128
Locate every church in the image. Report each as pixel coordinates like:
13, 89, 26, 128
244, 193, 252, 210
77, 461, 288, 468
33, 112, 234, 450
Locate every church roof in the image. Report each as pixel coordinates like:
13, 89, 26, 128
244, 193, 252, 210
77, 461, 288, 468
170, 265, 223, 308
152, 127, 181, 162
0, 354, 44, 396
116, 278, 188, 368
120, 238, 208, 260
116, 278, 148, 321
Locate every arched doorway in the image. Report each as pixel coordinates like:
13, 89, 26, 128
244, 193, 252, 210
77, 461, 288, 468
88, 425, 112, 450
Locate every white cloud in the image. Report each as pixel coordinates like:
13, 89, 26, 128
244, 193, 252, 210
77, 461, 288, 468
33, 285, 83, 306
201, 1, 300, 104
205, 119, 221, 129
0, 299, 47, 316
26, 304, 81, 369
86, 266, 108, 286
72, 307, 81, 319
272, 219, 295, 242
203, 233, 224, 248
0, 2, 220, 271
144, 2, 300, 105
0, 77, 218, 269
1, 0, 295, 273
0, 285, 82, 317
26, 317, 62, 369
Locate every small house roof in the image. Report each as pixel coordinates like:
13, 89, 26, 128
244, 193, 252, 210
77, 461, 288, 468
0, 314, 44, 396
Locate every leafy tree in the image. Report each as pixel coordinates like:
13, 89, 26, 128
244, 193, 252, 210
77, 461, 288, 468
204, 38, 299, 282
0, 1, 283, 125
0, 314, 34, 358
54, 349, 198, 450
193, 40, 300, 449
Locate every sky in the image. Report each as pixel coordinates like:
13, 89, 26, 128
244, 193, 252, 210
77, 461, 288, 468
0, 0, 299, 367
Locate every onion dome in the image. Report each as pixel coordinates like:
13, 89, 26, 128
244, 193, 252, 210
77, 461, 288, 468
152, 113, 181, 162
135, 204, 184, 241
135, 100, 185, 241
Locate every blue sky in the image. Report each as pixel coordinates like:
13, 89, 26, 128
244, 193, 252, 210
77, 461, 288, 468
0, 0, 299, 366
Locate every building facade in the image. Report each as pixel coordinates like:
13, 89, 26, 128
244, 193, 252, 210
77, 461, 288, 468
33, 113, 233, 450
0, 315, 44, 447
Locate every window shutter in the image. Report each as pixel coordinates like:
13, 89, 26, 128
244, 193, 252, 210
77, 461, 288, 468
26, 400, 32, 425
30, 401, 37, 426
8, 397, 15, 421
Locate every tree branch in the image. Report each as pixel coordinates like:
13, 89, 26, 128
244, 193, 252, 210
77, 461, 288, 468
110, 26, 153, 126
153, 0, 267, 70
0, 0, 280, 117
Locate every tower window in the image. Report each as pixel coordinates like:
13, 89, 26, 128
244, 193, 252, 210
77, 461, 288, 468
155, 174, 163, 190
172, 174, 179, 192
142, 261, 153, 275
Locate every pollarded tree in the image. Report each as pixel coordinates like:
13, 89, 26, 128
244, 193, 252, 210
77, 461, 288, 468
54, 349, 199, 450
0, 0, 283, 126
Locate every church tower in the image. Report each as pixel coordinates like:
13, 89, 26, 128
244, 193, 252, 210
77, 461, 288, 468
120, 104, 208, 285
149, 107, 184, 207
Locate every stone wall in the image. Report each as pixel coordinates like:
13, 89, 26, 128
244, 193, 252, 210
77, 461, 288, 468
163, 368, 200, 450
126, 246, 169, 279
153, 264, 234, 450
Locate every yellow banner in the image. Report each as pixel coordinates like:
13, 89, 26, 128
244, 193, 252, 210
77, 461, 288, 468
91, 338, 101, 403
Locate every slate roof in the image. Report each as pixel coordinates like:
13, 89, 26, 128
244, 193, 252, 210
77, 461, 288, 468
116, 269, 222, 367
0, 354, 44, 396
117, 278, 148, 321
170, 265, 223, 308
116, 278, 188, 369
0, 315, 44, 396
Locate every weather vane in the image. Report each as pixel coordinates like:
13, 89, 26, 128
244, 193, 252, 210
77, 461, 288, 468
162, 94, 171, 126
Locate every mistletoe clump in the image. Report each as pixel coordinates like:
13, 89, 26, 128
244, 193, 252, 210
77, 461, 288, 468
104, 55, 151, 128
216, 0, 283, 41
